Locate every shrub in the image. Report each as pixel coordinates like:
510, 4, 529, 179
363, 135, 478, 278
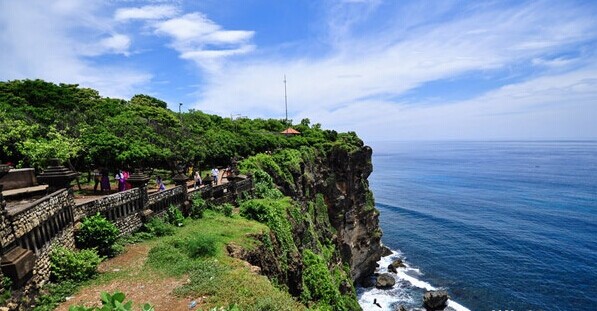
183, 236, 217, 258
50, 247, 102, 283
189, 194, 206, 219
33, 281, 79, 311
220, 203, 234, 217
144, 217, 175, 237
0, 277, 12, 305
76, 213, 120, 257
166, 204, 184, 227
68, 291, 154, 311
210, 203, 234, 217
239, 200, 271, 223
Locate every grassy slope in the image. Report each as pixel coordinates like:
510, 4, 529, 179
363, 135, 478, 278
58, 210, 305, 311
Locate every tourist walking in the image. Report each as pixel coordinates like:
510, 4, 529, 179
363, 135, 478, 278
156, 176, 166, 191
194, 171, 202, 189
115, 170, 126, 192
100, 168, 111, 193
123, 169, 131, 190
92, 168, 101, 193
211, 167, 219, 185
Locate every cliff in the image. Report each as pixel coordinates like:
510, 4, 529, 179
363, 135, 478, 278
236, 137, 385, 310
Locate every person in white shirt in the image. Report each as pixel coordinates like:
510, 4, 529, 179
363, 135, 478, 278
211, 168, 219, 185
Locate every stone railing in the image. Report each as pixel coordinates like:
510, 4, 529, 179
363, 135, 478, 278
74, 187, 146, 236
196, 178, 253, 205
0, 175, 253, 298
147, 186, 185, 216
8, 189, 74, 254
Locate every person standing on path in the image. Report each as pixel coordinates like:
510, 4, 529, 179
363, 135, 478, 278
115, 170, 126, 192
194, 171, 202, 189
100, 168, 110, 193
156, 176, 166, 191
93, 168, 101, 193
211, 167, 219, 185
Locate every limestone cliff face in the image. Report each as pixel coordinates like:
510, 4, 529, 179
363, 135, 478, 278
238, 144, 385, 299
298, 145, 384, 282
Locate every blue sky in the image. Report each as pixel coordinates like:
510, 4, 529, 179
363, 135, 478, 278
1, 0, 596, 142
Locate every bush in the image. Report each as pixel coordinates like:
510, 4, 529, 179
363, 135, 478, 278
210, 203, 234, 217
33, 281, 79, 311
239, 200, 271, 223
50, 247, 102, 283
68, 291, 154, 311
166, 204, 184, 227
220, 203, 234, 217
76, 213, 120, 257
183, 236, 217, 258
144, 217, 175, 237
189, 194, 206, 219
0, 277, 12, 305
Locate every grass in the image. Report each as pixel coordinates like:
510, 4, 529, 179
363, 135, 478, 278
48, 210, 305, 311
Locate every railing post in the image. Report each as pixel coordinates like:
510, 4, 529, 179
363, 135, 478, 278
127, 169, 150, 210
172, 172, 189, 215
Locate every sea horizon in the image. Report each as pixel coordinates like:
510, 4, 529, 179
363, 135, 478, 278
359, 140, 597, 311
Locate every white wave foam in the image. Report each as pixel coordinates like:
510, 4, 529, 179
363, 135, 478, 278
447, 299, 471, 311
358, 248, 471, 311
396, 270, 435, 291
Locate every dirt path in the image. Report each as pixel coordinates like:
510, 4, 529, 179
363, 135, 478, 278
56, 244, 195, 311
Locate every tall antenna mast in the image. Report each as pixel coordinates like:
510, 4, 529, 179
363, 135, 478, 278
284, 74, 288, 124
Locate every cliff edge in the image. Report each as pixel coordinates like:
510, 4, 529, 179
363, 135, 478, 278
236, 136, 385, 310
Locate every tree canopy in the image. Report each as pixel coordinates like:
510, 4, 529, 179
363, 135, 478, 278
0, 79, 355, 172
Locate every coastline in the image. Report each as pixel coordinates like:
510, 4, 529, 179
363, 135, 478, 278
357, 249, 471, 311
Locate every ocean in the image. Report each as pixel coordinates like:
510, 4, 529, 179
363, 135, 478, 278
357, 141, 597, 311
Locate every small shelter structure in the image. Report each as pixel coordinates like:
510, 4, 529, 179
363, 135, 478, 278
281, 127, 301, 136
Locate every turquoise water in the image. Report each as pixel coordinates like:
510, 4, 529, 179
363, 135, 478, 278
358, 141, 597, 311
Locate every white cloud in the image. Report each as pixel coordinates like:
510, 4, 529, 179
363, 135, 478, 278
115, 5, 179, 21
78, 34, 132, 56
154, 13, 255, 70
191, 1, 597, 140
310, 66, 597, 141
0, 0, 150, 98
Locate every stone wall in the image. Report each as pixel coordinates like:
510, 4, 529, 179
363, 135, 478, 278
73, 188, 143, 221
147, 186, 185, 214
113, 213, 143, 236
28, 225, 75, 289
8, 189, 72, 242
0, 208, 16, 252
1, 176, 253, 304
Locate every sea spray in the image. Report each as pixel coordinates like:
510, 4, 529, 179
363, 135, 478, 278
357, 250, 470, 311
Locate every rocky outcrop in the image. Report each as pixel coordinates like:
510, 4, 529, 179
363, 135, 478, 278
388, 259, 406, 273
276, 145, 385, 283
423, 290, 450, 311
375, 273, 395, 288
235, 143, 385, 309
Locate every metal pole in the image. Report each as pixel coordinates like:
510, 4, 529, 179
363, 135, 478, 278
179, 103, 183, 122
284, 75, 288, 124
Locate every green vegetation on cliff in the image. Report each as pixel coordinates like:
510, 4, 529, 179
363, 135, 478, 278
0, 79, 346, 170
1, 79, 376, 310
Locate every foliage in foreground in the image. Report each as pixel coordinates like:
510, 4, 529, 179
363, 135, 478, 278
50, 247, 102, 283
68, 291, 154, 311
0, 277, 12, 305
76, 213, 120, 257
33, 281, 80, 311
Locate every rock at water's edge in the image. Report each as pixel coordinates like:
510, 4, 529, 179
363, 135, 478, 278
387, 259, 406, 273
381, 246, 393, 257
375, 273, 395, 288
360, 276, 375, 288
423, 290, 450, 311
